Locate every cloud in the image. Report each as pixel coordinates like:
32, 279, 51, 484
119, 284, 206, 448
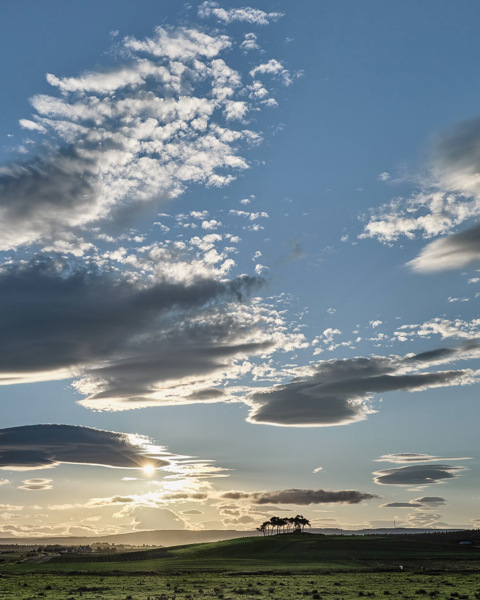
0, 424, 173, 471
373, 464, 467, 486
380, 497, 446, 508
131, 507, 185, 531
414, 496, 447, 506
220, 488, 378, 505
0, 256, 304, 410
405, 511, 443, 527
247, 348, 478, 427
313, 467, 323, 473
408, 223, 480, 272
380, 502, 423, 508
18, 478, 53, 491
376, 453, 472, 463
362, 117, 480, 245
1, 24, 290, 251
198, 2, 284, 25
393, 318, 480, 342
250, 59, 292, 85
240, 33, 260, 51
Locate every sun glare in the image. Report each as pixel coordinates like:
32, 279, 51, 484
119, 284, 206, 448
142, 464, 155, 476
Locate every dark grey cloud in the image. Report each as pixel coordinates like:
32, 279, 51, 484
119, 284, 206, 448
248, 353, 471, 427
380, 496, 447, 508
0, 150, 98, 250
0, 259, 260, 373
414, 496, 447, 506
0, 424, 171, 471
373, 464, 467, 486
433, 117, 480, 183
221, 488, 378, 505
0, 259, 272, 408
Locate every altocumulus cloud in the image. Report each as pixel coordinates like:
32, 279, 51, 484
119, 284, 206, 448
247, 347, 479, 427
0, 424, 172, 471
198, 2, 284, 25
3, 24, 287, 250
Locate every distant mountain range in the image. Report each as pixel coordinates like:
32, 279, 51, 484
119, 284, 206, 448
0, 527, 461, 548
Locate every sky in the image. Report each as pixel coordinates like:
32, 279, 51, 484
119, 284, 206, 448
1, 0, 480, 538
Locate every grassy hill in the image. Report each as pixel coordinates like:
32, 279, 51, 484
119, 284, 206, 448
4, 531, 480, 575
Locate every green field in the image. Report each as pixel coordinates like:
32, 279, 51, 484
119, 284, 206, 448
1, 533, 479, 600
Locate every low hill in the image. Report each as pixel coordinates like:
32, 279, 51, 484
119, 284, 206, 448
0, 527, 461, 549
6, 531, 480, 574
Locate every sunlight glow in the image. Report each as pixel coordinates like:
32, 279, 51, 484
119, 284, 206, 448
142, 464, 155, 476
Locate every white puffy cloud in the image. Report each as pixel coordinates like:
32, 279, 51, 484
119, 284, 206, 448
198, 2, 283, 25
240, 33, 260, 51
250, 59, 292, 85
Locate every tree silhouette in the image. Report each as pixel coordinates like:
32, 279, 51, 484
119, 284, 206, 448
257, 515, 310, 536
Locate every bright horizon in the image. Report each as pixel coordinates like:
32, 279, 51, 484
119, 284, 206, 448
1, 0, 480, 538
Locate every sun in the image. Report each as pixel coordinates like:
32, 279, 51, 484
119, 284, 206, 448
142, 464, 155, 476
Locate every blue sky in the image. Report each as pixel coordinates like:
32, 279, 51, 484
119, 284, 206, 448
1, 1, 480, 537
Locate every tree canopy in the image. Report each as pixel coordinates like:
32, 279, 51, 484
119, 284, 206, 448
256, 515, 310, 536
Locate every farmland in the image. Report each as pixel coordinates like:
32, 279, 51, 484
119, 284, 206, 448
0, 533, 479, 600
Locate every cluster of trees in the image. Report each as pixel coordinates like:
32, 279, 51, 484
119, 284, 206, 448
257, 515, 311, 536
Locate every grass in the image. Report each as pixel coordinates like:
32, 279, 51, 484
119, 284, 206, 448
4, 533, 479, 574
1, 570, 480, 600
0, 533, 479, 599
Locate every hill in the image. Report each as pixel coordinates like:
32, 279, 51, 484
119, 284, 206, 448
0, 527, 461, 549
4, 531, 480, 574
